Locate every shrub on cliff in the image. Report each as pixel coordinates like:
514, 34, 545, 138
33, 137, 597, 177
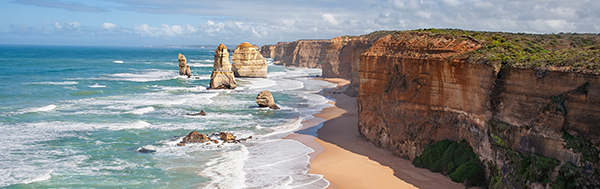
413, 139, 486, 186
414, 28, 600, 74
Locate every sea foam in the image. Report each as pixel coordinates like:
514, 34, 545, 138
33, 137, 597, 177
127, 106, 155, 115
20, 170, 52, 184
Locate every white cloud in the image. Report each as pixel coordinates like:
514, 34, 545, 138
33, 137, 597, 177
101, 22, 116, 30
53, 22, 62, 29
443, 0, 461, 6
4, 0, 600, 45
415, 11, 432, 19
323, 14, 339, 25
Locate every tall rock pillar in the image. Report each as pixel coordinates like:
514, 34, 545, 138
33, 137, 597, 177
209, 44, 237, 89
178, 53, 191, 78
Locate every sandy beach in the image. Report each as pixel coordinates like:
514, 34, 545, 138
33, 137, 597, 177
287, 78, 463, 189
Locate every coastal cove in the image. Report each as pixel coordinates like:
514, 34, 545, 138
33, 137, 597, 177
0, 45, 337, 188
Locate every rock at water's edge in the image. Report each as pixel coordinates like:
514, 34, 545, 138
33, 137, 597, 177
209, 44, 237, 89
256, 90, 279, 109
181, 131, 210, 143
220, 132, 236, 141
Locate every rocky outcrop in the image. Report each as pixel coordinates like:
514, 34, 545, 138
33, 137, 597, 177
219, 132, 236, 141
260, 45, 276, 58
209, 44, 237, 89
357, 30, 600, 187
256, 90, 279, 109
232, 42, 268, 78
181, 131, 210, 144
178, 53, 192, 78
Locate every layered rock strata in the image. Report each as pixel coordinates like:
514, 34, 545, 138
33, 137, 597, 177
269, 32, 393, 95
356, 31, 600, 186
209, 44, 237, 89
232, 42, 268, 78
273, 40, 330, 68
178, 53, 192, 78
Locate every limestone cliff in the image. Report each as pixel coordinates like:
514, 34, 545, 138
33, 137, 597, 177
320, 36, 354, 78
269, 32, 393, 92
273, 42, 290, 65
357, 30, 600, 187
209, 44, 237, 89
232, 42, 267, 78
260, 45, 276, 58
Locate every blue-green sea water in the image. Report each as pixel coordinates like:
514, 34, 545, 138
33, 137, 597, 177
0, 45, 334, 188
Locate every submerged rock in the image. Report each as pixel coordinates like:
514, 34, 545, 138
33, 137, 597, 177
185, 110, 207, 116
209, 44, 237, 89
219, 132, 236, 141
256, 90, 279, 109
232, 42, 267, 78
136, 147, 156, 153
178, 53, 192, 78
181, 131, 211, 143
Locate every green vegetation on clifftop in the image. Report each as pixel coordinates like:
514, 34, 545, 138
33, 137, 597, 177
412, 28, 600, 74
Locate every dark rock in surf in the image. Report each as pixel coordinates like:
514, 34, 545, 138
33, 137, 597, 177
180, 131, 211, 144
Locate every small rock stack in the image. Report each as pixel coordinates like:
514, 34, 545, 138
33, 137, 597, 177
178, 53, 192, 78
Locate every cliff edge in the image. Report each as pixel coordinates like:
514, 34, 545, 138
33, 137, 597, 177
358, 30, 600, 188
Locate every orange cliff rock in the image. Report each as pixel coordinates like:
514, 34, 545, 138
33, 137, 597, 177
269, 32, 393, 96
269, 29, 600, 186
232, 42, 267, 78
357, 31, 600, 184
209, 44, 237, 89
260, 45, 276, 58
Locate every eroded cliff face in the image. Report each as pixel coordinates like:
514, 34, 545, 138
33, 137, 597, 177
320, 36, 354, 78
357, 31, 600, 186
270, 32, 392, 82
260, 45, 276, 58
280, 40, 330, 68
357, 32, 490, 160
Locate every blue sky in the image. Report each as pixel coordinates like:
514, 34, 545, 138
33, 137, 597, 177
1, 0, 599, 46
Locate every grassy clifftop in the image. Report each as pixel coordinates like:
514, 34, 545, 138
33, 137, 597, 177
405, 29, 600, 74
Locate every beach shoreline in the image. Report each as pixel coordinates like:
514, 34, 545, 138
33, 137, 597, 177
286, 78, 463, 189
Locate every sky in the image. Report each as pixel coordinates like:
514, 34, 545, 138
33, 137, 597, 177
0, 0, 599, 46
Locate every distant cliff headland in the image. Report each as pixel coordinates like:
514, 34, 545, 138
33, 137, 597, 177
262, 29, 600, 188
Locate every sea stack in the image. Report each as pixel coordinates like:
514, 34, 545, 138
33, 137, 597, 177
209, 44, 237, 89
256, 90, 279, 109
178, 53, 192, 78
231, 42, 268, 78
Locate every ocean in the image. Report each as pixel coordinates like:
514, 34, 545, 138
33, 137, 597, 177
0, 45, 334, 188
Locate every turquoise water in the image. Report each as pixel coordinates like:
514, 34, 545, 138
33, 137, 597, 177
0, 45, 334, 188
